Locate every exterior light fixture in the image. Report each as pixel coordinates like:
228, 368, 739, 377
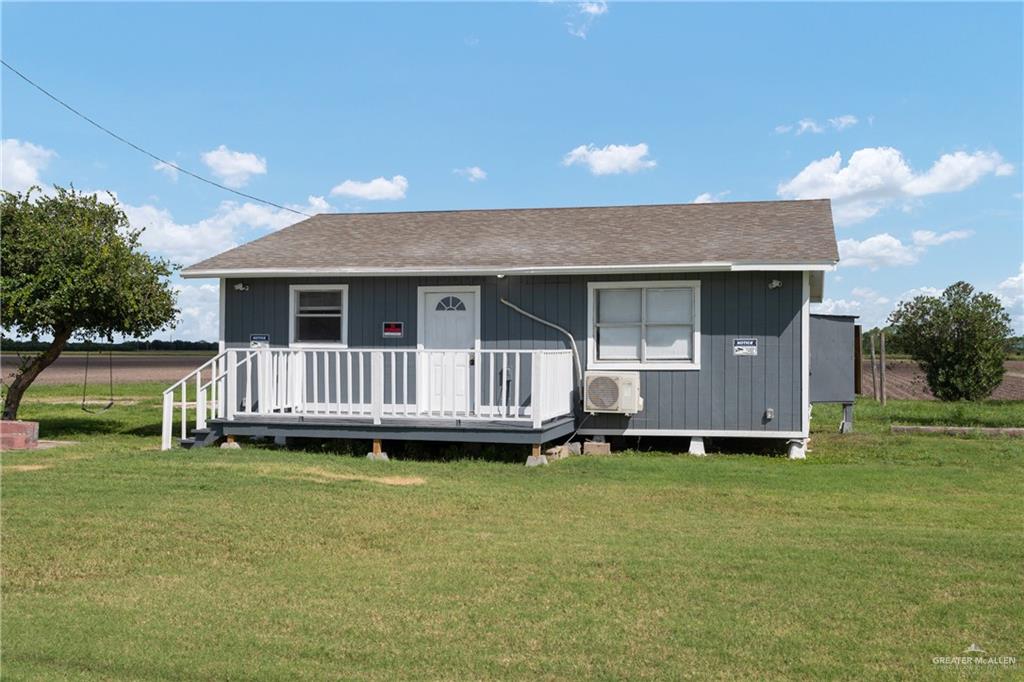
234, 282, 250, 292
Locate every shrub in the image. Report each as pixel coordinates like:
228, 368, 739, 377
888, 282, 1011, 401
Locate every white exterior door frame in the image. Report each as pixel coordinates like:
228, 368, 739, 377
416, 285, 481, 414
416, 285, 482, 351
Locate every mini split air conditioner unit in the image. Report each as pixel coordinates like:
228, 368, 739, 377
584, 371, 643, 415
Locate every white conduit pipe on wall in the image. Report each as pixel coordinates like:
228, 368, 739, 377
499, 297, 583, 396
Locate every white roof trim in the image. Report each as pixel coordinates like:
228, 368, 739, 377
182, 261, 837, 279
730, 263, 836, 272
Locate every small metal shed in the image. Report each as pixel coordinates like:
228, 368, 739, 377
810, 313, 860, 432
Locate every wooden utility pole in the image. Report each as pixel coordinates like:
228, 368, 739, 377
869, 334, 878, 400
879, 331, 887, 406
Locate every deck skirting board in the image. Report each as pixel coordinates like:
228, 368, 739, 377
215, 415, 576, 445
577, 428, 806, 439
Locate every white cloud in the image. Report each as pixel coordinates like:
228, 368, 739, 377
900, 286, 943, 300
812, 298, 863, 316
692, 190, 730, 204
201, 145, 267, 188
563, 143, 656, 175
996, 265, 1024, 306
838, 233, 921, 269
122, 202, 236, 266
903, 151, 1014, 196
838, 229, 973, 270
778, 147, 1014, 224
910, 229, 973, 246
330, 175, 408, 200
579, 1, 607, 15
828, 115, 859, 131
153, 161, 179, 182
851, 287, 890, 305
995, 265, 1024, 332
1, 139, 56, 193
454, 166, 487, 182
775, 114, 859, 136
124, 195, 330, 266
567, 1, 607, 38
797, 118, 824, 135
305, 195, 330, 212
813, 284, 947, 329
170, 282, 220, 341
1, 138, 327, 270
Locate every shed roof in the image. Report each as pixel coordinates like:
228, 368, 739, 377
182, 199, 838, 277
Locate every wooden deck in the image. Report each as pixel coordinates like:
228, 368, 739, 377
163, 348, 577, 450
209, 414, 577, 445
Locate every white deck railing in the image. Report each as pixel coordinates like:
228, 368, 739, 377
161, 348, 575, 450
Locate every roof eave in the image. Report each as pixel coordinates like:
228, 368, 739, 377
180, 261, 839, 279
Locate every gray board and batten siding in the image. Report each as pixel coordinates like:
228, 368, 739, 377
223, 270, 806, 436
809, 313, 857, 404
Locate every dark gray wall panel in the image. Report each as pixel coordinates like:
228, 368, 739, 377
224, 271, 805, 433
809, 314, 856, 403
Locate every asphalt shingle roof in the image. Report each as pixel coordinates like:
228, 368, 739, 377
182, 199, 838, 276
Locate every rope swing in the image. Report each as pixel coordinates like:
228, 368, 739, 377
80, 350, 114, 413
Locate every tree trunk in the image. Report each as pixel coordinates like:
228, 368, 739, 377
2, 328, 73, 421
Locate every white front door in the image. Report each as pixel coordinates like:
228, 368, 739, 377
419, 288, 479, 414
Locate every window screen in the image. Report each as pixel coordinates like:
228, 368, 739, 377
294, 290, 344, 343
595, 285, 695, 363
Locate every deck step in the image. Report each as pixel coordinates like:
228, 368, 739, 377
179, 427, 220, 449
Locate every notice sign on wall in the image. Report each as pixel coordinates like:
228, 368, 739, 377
733, 338, 758, 356
250, 333, 270, 348
382, 321, 404, 338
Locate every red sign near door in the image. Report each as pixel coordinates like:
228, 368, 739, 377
382, 321, 404, 338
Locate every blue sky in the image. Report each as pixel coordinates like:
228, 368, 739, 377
3, 2, 1022, 340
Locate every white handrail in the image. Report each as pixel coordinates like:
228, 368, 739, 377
163, 352, 225, 395
161, 350, 230, 450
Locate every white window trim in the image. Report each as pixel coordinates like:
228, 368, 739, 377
416, 285, 482, 350
587, 280, 701, 371
288, 284, 349, 348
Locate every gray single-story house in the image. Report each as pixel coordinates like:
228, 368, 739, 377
164, 199, 840, 460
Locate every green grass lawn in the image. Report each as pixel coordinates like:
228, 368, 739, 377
2, 386, 1022, 679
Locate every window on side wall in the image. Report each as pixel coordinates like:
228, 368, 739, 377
290, 285, 348, 346
588, 281, 700, 370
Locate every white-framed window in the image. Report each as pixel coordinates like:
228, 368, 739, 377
587, 280, 700, 370
289, 284, 349, 347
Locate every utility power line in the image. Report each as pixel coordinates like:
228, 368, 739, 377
1, 59, 311, 217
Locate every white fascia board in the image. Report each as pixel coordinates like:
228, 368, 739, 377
730, 262, 837, 272
181, 261, 837, 279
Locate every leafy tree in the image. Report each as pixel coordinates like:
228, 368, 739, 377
1, 187, 178, 420
888, 281, 1011, 401
862, 326, 910, 355
1006, 335, 1024, 357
